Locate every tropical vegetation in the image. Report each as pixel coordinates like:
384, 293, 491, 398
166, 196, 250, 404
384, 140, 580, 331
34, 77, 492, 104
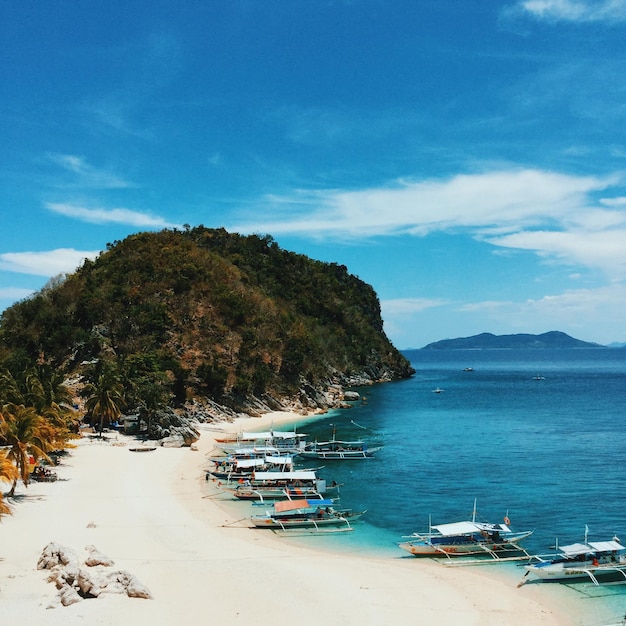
0, 227, 413, 509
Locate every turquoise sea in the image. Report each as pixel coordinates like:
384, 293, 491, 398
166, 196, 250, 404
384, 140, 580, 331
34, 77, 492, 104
283, 348, 626, 624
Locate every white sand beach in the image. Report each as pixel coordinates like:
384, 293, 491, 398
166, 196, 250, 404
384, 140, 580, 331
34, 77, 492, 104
1, 410, 571, 625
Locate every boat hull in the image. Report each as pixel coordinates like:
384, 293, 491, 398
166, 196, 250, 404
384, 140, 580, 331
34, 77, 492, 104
233, 487, 325, 501
251, 511, 363, 530
525, 559, 626, 582
399, 531, 533, 558
299, 446, 382, 460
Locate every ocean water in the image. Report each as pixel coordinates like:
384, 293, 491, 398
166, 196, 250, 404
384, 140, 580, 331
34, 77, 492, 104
283, 348, 626, 623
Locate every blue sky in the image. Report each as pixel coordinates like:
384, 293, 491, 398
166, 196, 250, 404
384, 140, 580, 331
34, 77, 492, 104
1, 0, 626, 349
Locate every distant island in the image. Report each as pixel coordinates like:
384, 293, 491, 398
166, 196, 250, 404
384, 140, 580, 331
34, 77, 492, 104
422, 331, 605, 350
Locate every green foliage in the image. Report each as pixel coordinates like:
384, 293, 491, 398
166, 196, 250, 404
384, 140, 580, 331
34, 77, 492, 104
0, 227, 413, 411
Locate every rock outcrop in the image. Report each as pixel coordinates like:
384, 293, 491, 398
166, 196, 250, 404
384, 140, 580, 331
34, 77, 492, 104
37, 542, 152, 607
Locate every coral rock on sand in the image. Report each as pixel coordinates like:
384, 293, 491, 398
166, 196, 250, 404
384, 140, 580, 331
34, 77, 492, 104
37, 542, 78, 570
37, 542, 152, 606
84, 544, 115, 567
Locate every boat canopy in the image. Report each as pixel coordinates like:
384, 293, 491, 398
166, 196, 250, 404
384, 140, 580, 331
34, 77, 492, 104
234, 458, 266, 469
432, 521, 509, 536
313, 439, 365, 446
560, 541, 624, 556
264, 456, 293, 465
241, 431, 305, 440
252, 471, 317, 481
231, 446, 281, 455
273, 498, 334, 513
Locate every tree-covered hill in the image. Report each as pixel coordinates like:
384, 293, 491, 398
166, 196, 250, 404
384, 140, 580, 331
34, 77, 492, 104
0, 227, 413, 416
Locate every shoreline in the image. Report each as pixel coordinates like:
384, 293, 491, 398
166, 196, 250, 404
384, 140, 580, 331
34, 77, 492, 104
1, 410, 574, 625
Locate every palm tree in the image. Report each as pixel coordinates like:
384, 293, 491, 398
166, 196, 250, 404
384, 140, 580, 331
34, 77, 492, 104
82, 361, 125, 435
0, 403, 51, 497
0, 449, 19, 516
0, 365, 79, 449
28, 365, 80, 446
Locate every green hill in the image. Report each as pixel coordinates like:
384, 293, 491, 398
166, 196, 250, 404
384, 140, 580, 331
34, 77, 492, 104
0, 227, 413, 417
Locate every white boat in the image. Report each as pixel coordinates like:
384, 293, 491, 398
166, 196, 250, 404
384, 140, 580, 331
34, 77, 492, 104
216, 430, 307, 455
230, 470, 339, 501
250, 498, 365, 532
207, 455, 294, 480
398, 501, 533, 561
519, 534, 626, 586
299, 439, 382, 460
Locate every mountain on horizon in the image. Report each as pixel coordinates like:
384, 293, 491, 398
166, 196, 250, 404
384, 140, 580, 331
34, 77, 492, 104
421, 331, 605, 350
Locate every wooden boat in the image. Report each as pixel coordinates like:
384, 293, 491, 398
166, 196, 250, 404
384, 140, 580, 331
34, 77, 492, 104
519, 534, 626, 586
207, 455, 294, 480
299, 439, 381, 460
231, 470, 339, 502
214, 429, 305, 445
398, 502, 532, 561
298, 423, 383, 460
216, 430, 307, 455
250, 498, 365, 531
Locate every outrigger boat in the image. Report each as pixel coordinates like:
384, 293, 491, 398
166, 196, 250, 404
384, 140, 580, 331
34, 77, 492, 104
207, 455, 295, 481
230, 470, 339, 502
398, 501, 533, 562
519, 530, 626, 586
216, 431, 307, 456
250, 498, 365, 532
299, 424, 382, 460
299, 439, 382, 460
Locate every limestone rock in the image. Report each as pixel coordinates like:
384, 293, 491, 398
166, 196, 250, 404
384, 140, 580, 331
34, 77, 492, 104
59, 583, 83, 606
38, 543, 153, 605
37, 542, 78, 570
76, 567, 103, 597
84, 544, 114, 567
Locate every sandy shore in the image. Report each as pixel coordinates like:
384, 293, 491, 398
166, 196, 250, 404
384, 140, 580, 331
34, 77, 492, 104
0, 411, 572, 625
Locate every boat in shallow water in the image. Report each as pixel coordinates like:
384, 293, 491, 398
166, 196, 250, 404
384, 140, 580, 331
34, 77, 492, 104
519, 535, 626, 586
299, 439, 382, 460
207, 455, 295, 480
398, 501, 532, 562
216, 430, 308, 455
399, 520, 532, 560
230, 470, 339, 502
250, 499, 365, 531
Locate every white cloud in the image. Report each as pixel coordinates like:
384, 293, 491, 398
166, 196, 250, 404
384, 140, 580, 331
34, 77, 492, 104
0, 249, 100, 277
487, 229, 626, 279
234, 168, 626, 278
381, 298, 448, 315
0, 286, 35, 300
46, 202, 179, 228
456, 283, 626, 343
511, 0, 626, 22
600, 196, 626, 207
47, 153, 133, 189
